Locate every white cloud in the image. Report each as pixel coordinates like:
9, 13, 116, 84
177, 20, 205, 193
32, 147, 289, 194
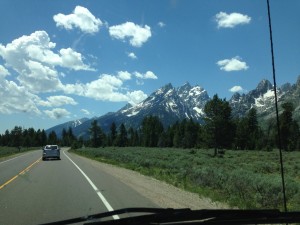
126, 90, 147, 105
83, 75, 127, 102
217, 56, 249, 72
64, 82, 86, 96
144, 71, 158, 79
59, 48, 94, 71
158, 22, 166, 27
0, 79, 41, 114
109, 22, 151, 47
229, 86, 244, 92
38, 95, 77, 107
63, 70, 156, 103
19, 60, 63, 93
127, 52, 137, 59
134, 71, 158, 79
134, 71, 143, 79
118, 71, 131, 80
81, 109, 90, 115
53, 6, 103, 34
64, 71, 152, 104
44, 108, 71, 119
215, 12, 251, 28
65, 74, 126, 102
0, 31, 92, 93
0, 65, 10, 78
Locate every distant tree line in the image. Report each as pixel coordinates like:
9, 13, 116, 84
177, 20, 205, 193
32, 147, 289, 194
1, 95, 300, 151
0, 126, 77, 149
73, 95, 300, 151
0, 127, 48, 148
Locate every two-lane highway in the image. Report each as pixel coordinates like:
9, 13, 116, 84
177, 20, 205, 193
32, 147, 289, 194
0, 148, 157, 225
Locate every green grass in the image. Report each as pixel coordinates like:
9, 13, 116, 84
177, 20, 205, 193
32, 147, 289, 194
0, 146, 39, 159
70, 147, 300, 211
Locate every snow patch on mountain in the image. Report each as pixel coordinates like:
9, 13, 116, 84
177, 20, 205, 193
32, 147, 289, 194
119, 82, 209, 123
193, 107, 204, 116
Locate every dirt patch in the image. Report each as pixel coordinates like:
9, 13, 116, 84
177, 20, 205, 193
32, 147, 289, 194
74, 154, 229, 209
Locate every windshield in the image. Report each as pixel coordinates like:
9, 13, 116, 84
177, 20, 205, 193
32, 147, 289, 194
0, 0, 300, 224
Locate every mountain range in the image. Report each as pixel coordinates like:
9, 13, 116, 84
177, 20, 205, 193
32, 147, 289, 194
46, 76, 300, 139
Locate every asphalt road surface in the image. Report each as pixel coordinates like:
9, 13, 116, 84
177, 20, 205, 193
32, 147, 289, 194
0, 148, 158, 225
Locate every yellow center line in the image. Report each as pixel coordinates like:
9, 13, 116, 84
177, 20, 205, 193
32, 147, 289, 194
0, 157, 42, 190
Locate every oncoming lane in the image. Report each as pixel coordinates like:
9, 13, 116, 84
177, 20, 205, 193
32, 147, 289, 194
0, 150, 42, 186
0, 148, 157, 225
0, 149, 111, 225
0, 157, 41, 190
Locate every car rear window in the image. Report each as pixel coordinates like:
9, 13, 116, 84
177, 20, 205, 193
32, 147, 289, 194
44, 145, 59, 150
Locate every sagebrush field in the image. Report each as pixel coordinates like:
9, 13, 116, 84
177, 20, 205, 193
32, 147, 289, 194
71, 147, 300, 211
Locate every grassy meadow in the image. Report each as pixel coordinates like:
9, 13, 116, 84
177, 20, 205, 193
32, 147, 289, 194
71, 147, 300, 211
0, 146, 39, 159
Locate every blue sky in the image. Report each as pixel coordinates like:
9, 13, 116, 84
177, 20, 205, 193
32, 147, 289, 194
0, 0, 299, 134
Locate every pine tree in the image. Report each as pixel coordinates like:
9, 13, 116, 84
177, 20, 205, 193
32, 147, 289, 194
62, 128, 68, 146
110, 122, 117, 146
89, 120, 103, 147
204, 95, 234, 155
183, 119, 198, 148
235, 108, 261, 150
280, 102, 299, 151
41, 129, 47, 146
246, 108, 260, 149
10, 126, 23, 148
116, 123, 128, 147
141, 116, 164, 147
48, 131, 58, 144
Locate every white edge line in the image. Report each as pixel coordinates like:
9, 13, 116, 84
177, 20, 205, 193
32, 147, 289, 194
63, 150, 120, 220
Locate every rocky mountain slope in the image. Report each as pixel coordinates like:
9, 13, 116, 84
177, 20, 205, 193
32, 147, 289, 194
46, 76, 300, 138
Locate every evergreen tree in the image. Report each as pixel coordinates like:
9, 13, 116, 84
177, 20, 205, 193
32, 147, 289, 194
62, 128, 68, 146
134, 130, 140, 146
265, 119, 277, 151
27, 128, 36, 146
2, 130, 10, 146
48, 131, 58, 144
141, 116, 164, 147
279, 102, 299, 151
10, 126, 23, 147
183, 119, 198, 148
35, 129, 42, 146
127, 127, 135, 146
89, 120, 103, 147
174, 120, 185, 147
246, 108, 260, 149
235, 108, 261, 150
40, 129, 47, 146
235, 117, 248, 150
204, 95, 234, 155
110, 122, 117, 146
68, 127, 75, 143
22, 129, 30, 148
157, 131, 168, 147
172, 121, 182, 147
116, 123, 128, 147
165, 126, 175, 147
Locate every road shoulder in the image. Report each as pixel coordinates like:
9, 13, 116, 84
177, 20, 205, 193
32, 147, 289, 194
69, 152, 229, 209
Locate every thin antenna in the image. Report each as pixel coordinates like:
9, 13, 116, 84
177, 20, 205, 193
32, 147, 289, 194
266, 0, 287, 212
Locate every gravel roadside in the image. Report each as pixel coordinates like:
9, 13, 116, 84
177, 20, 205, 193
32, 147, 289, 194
72, 153, 229, 210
